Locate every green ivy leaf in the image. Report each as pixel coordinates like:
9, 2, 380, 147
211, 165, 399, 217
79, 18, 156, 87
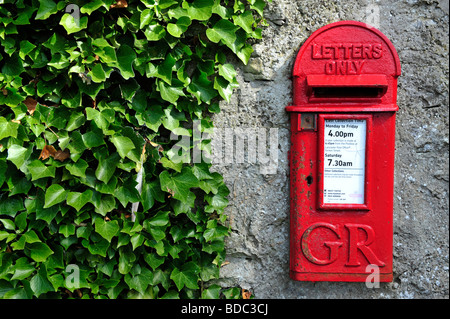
95, 152, 121, 184
30, 265, 55, 297
14, 212, 28, 232
206, 19, 239, 49
144, 253, 165, 271
188, 72, 217, 104
140, 9, 154, 29
144, 23, 166, 41
170, 262, 200, 290
186, 0, 214, 21
160, 157, 183, 172
130, 233, 145, 251
148, 211, 170, 227
111, 136, 135, 159
27, 242, 54, 263
86, 108, 114, 131
116, 44, 136, 80
233, 11, 255, 33
203, 221, 229, 242
94, 46, 117, 64
28, 160, 56, 181
167, 16, 192, 38
66, 112, 86, 132
89, 63, 107, 83
66, 190, 93, 212
156, 54, 176, 85
35, 0, 57, 20
19, 40, 36, 59
249, 0, 267, 16
0, 86, 25, 106
124, 267, 153, 294
214, 76, 239, 102
95, 218, 120, 242
83, 237, 110, 257
158, 0, 178, 10
201, 284, 221, 299
60, 14, 88, 34
159, 167, 199, 202
92, 193, 116, 216
11, 261, 36, 281
82, 129, 105, 149
59, 224, 76, 237
118, 247, 136, 275
236, 43, 254, 65
157, 80, 185, 104
44, 184, 68, 209
141, 180, 165, 211
80, 0, 105, 15
23, 230, 41, 244
222, 287, 241, 299
0, 118, 19, 140
115, 177, 140, 207
2, 288, 29, 299
65, 159, 89, 178
218, 63, 237, 83
0, 218, 15, 230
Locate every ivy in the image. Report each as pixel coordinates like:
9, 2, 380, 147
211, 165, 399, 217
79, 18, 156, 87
0, 0, 267, 299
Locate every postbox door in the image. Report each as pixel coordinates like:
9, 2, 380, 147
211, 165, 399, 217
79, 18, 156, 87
289, 111, 395, 282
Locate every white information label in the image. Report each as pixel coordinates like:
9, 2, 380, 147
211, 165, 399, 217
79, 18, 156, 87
323, 119, 367, 205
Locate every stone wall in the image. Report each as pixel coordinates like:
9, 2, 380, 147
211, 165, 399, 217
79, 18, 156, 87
212, 0, 449, 298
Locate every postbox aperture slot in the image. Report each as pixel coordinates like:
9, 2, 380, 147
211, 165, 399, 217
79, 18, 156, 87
306, 74, 388, 102
312, 86, 383, 99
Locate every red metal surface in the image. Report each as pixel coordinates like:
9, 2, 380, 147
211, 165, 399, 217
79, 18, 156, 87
287, 21, 401, 282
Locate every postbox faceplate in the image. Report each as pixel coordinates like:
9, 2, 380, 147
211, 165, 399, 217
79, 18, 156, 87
287, 21, 401, 282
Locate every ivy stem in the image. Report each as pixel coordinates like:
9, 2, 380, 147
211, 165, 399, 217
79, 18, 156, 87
45, 123, 60, 139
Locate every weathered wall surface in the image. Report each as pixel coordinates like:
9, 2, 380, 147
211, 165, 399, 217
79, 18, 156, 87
212, 0, 449, 298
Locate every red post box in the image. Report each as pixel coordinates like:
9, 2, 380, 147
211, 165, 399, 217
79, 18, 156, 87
286, 21, 401, 282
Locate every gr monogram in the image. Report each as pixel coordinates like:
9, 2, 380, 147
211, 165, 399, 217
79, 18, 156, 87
301, 222, 385, 267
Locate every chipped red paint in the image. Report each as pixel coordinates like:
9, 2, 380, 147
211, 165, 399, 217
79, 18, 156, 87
286, 21, 401, 282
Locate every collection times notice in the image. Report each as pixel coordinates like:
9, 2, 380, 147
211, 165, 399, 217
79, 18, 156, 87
323, 119, 367, 205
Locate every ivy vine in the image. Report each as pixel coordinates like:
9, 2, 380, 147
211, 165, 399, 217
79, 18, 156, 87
0, 0, 267, 299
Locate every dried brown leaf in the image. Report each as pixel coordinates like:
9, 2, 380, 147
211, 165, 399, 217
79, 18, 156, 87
39, 145, 70, 162
110, 0, 128, 8
53, 149, 70, 162
39, 145, 57, 160
24, 97, 37, 115
242, 289, 252, 299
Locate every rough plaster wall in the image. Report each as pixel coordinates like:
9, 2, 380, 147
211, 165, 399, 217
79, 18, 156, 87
212, 0, 449, 298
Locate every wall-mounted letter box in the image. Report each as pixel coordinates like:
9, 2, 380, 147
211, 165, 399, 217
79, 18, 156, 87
286, 21, 401, 282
